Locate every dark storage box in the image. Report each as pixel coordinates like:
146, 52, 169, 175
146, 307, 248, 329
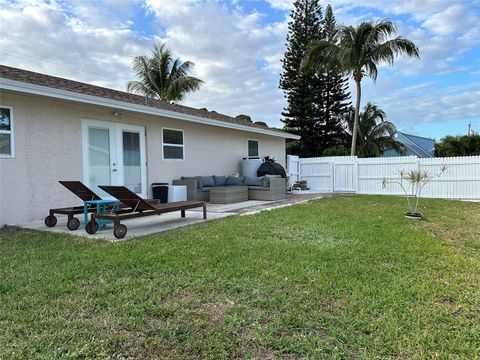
152, 183, 168, 203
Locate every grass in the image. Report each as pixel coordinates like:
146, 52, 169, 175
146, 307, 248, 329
1, 195, 479, 359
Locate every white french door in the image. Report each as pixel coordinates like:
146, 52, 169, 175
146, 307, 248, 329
82, 119, 147, 198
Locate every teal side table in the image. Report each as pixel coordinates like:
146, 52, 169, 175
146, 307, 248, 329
84, 199, 119, 229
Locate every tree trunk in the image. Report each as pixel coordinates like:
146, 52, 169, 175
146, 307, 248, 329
351, 79, 362, 156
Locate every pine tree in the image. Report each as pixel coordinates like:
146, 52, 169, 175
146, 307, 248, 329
280, 2, 351, 156
279, 0, 325, 157
320, 5, 351, 153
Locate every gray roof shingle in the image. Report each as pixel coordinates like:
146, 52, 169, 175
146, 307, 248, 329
0, 65, 293, 137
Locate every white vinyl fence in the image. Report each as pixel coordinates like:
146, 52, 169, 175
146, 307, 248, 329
287, 155, 480, 200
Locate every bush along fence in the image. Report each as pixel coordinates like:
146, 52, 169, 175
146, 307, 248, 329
287, 155, 480, 200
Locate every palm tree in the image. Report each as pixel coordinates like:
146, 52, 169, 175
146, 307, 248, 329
435, 134, 480, 156
302, 20, 419, 155
344, 103, 405, 157
127, 42, 204, 102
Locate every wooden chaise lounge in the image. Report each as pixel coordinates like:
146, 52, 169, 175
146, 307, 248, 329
85, 185, 207, 239
45, 181, 104, 230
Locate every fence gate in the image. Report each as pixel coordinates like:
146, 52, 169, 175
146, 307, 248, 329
288, 156, 356, 192
286, 155, 300, 184
298, 157, 334, 192
291, 155, 480, 200
333, 159, 356, 192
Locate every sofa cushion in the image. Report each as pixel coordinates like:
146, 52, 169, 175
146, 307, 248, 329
201, 176, 215, 187
181, 176, 203, 190
244, 176, 264, 187
213, 175, 227, 186
226, 176, 244, 186
262, 174, 282, 187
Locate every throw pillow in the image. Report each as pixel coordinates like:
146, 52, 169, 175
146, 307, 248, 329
244, 176, 264, 187
226, 176, 244, 186
201, 176, 215, 187
213, 175, 227, 186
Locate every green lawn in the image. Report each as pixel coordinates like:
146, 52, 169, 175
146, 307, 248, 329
1, 196, 479, 359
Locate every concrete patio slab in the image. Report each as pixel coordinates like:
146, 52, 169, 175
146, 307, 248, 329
12, 193, 327, 241
189, 200, 272, 213
237, 193, 326, 214
14, 210, 235, 241
188, 194, 326, 215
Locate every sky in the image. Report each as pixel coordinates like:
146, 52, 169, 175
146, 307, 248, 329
1, 0, 479, 140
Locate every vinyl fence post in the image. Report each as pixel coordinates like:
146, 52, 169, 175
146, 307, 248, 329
297, 157, 300, 183
330, 162, 334, 192
416, 156, 421, 198
354, 157, 359, 194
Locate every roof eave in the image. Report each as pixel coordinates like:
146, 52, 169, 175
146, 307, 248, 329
0, 78, 300, 140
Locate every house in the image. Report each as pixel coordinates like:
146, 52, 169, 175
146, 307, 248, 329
383, 132, 435, 158
0, 65, 299, 226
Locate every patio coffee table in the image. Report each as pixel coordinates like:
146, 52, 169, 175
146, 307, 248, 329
210, 186, 248, 204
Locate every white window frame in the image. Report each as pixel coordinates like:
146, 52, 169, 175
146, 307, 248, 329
0, 106, 14, 158
162, 127, 185, 161
247, 139, 259, 157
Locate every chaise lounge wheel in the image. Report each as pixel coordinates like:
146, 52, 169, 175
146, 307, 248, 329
44, 215, 57, 228
67, 217, 80, 231
86, 221, 98, 235
113, 224, 127, 239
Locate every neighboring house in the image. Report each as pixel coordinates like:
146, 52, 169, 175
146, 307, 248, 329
0, 65, 299, 225
383, 132, 435, 158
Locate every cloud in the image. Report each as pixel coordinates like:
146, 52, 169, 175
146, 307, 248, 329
323, 0, 480, 76
64, 0, 139, 28
0, 0, 478, 138
421, 5, 478, 36
265, 0, 294, 11
144, 0, 198, 17
369, 80, 480, 129
143, 0, 289, 122
0, 0, 149, 89
318, 0, 480, 135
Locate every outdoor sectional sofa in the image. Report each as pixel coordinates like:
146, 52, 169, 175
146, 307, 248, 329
173, 175, 286, 202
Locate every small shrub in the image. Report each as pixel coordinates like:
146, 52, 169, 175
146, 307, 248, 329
382, 165, 447, 217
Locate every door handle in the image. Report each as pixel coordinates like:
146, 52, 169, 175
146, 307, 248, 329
112, 168, 117, 172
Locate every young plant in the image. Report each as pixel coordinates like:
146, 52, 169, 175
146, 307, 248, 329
382, 165, 447, 218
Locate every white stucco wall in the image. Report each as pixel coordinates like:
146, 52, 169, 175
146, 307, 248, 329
0, 91, 286, 225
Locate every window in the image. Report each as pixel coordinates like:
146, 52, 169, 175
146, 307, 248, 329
162, 128, 184, 160
248, 139, 259, 157
0, 107, 14, 157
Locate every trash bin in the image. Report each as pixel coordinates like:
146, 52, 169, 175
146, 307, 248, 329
241, 157, 264, 177
152, 183, 168, 203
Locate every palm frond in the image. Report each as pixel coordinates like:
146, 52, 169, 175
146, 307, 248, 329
376, 136, 406, 154
369, 37, 420, 65
126, 81, 153, 96
368, 122, 395, 139
363, 59, 378, 80
366, 20, 397, 45
127, 41, 203, 102
304, 19, 419, 83
173, 61, 195, 79
168, 76, 204, 102
302, 40, 341, 72
351, 102, 405, 157
364, 103, 387, 122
